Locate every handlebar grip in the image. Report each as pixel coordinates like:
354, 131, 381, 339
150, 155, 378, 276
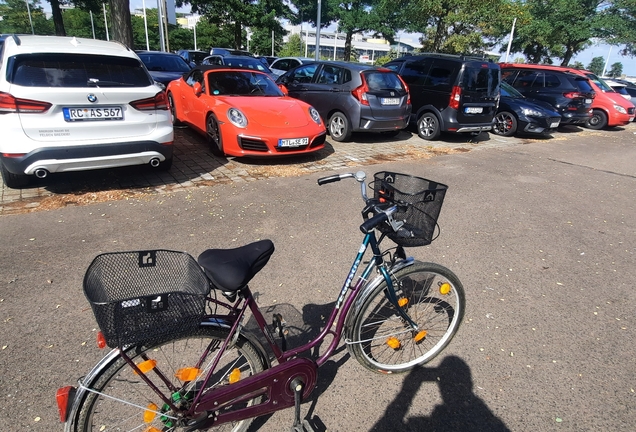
317, 175, 342, 185
360, 211, 388, 234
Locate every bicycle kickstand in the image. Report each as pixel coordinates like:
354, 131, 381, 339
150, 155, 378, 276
290, 378, 316, 432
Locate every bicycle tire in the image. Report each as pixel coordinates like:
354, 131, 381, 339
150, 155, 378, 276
348, 262, 465, 373
74, 327, 267, 432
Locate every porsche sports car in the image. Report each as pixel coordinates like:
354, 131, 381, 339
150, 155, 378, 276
166, 66, 327, 157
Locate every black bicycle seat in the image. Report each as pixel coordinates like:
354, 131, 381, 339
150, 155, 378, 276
197, 239, 275, 292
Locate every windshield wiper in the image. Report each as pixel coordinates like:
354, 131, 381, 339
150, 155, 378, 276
87, 78, 134, 87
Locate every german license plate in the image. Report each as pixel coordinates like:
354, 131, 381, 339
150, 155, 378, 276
63, 106, 123, 122
465, 107, 483, 114
381, 98, 400, 105
630, 116, 635, 121
278, 137, 309, 147
550, 121, 560, 128
585, 99, 593, 104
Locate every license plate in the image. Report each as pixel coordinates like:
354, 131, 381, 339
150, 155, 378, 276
63, 106, 123, 122
550, 122, 560, 128
465, 107, 483, 114
585, 99, 592, 104
630, 117, 635, 121
381, 98, 400, 105
278, 137, 309, 148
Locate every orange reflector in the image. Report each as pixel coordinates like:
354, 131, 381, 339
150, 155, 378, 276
175, 367, 200, 381
144, 403, 158, 423
143, 427, 163, 432
414, 330, 427, 343
96, 331, 107, 349
56, 386, 75, 422
398, 298, 409, 307
229, 368, 241, 384
386, 337, 401, 349
133, 359, 157, 375
439, 282, 451, 295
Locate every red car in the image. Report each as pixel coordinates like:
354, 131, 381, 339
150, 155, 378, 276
167, 66, 327, 157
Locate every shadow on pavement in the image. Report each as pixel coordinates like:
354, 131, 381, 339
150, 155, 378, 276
370, 356, 511, 432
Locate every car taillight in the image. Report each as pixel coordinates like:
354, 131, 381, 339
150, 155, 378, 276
563, 91, 581, 99
449, 86, 461, 110
0, 91, 51, 114
130, 91, 169, 111
352, 75, 370, 106
397, 75, 411, 105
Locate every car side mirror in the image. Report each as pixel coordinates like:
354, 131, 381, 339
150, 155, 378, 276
278, 84, 288, 96
193, 82, 203, 96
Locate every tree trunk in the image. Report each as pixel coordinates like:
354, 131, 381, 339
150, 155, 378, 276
49, 0, 66, 36
109, 0, 134, 48
234, 21, 242, 49
344, 31, 353, 61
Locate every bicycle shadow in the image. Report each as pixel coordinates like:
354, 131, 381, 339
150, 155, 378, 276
370, 356, 511, 432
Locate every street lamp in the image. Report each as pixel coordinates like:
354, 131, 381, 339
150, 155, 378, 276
25, 0, 34, 35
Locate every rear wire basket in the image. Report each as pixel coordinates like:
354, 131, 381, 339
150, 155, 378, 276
83, 250, 210, 348
371, 171, 448, 247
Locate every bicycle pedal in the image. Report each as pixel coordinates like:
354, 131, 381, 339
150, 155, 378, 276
290, 419, 316, 432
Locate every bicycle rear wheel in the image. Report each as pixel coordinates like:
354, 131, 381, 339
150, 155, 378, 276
348, 262, 465, 373
74, 326, 267, 432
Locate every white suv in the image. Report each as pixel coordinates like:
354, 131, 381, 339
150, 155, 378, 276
0, 35, 173, 189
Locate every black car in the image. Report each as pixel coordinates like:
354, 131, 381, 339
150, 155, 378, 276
384, 53, 500, 140
176, 49, 209, 67
277, 61, 411, 142
492, 82, 562, 136
136, 51, 192, 88
499, 64, 594, 125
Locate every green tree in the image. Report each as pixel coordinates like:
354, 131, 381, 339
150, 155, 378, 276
278, 33, 303, 57
250, 26, 284, 56
571, 61, 585, 69
587, 56, 605, 75
608, 62, 623, 77
0, 0, 53, 34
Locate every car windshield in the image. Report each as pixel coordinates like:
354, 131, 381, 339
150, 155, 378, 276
461, 65, 500, 97
138, 54, 191, 73
9, 53, 152, 87
207, 71, 283, 96
568, 75, 595, 93
500, 81, 524, 98
222, 57, 272, 73
585, 73, 614, 92
363, 71, 405, 91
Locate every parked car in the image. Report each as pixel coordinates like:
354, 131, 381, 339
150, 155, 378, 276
499, 63, 595, 127
136, 51, 192, 88
0, 35, 173, 189
384, 53, 500, 140
257, 56, 278, 66
166, 66, 326, 157
492, 82, 561, 137
601, 77, 632, 101
177, 49, 210, 67
269, 57, 315, 78
209, 47, 253, 57
201, 55, 275, 78
276, 61, 411, 142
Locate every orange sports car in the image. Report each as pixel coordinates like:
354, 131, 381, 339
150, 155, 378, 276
166, 66, 327, 157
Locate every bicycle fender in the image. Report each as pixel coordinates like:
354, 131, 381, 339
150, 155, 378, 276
343, 258, 416, 341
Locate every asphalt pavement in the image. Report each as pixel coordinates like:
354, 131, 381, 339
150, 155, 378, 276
0, 124, 635, 431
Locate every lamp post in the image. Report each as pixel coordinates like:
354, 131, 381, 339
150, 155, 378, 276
25, 0, 34, 35
102, 3, 109, 41
315, 0, 321, 60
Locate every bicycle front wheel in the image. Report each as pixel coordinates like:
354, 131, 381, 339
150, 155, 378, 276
348, 262, 465, 373
74, 326, 267, 432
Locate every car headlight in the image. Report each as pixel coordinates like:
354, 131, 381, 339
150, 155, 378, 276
227, 108, 248, 128
614, 104, 627, 114
309, 107, 321, 125
521, 107, 544, 117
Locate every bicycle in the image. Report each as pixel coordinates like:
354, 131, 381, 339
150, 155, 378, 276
56, 170, 466, 432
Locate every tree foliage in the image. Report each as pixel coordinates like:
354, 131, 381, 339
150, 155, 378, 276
608, 61, 623, 77
587, 56, 605, 75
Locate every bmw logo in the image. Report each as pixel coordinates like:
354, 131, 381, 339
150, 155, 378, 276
87, 94, 97, 103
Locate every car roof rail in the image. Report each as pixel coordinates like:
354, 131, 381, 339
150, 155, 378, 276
406, 52, 495, 62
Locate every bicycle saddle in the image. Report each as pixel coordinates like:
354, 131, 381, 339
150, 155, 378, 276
197, 239, 275, 292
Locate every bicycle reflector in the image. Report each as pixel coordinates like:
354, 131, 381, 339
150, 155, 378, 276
144, 403, 158, 423
414, 330, 427, 343
56, 386, 76, 422
134, 359, 157, 375
398, 298, 409, 307
229, 368, 241, 384
96, 331, 106, 349
175, 367, 200, 381
439, 282, 451, 295
386, 337, 401, 350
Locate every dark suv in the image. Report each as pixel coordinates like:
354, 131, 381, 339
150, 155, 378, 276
277, 61, 411, 142
384, 54, 500, 140
499, 65, 595, 125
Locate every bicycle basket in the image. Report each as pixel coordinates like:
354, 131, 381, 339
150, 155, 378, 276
83, 250, 210, 348
371, 171, 448, 247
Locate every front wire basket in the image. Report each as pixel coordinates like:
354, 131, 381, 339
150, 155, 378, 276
371, 171, 448, 247
83, 250, 210, 348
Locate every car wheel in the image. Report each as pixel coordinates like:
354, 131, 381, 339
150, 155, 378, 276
328, 112, 352, 142
1, 161, 30, 189
206, 113, 224, 156
492, 111, 518, 136
586, 109, 608, 130
167, 92, 182, 126
417, 113, 441, 140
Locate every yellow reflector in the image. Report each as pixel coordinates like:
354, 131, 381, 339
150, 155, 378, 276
439, 282, 451, 295
398, 298, 409, 307
229, 368, 241, 384
386, 337, 401, 349
144, 403, 158, 423
175, 367, 200, 381
133, 359, 157, 375
414, 330, 427, 343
